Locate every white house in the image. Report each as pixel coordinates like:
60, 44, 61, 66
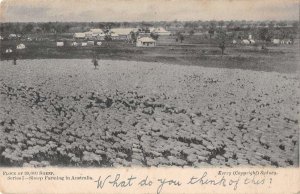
0, 35, 3, 40
73, 33, 86, 39
232, 40, 237, 44
81, 42, 87, 46
136, 37, 156, 47
96, 42, 102, 46
152, 27, 171, 36
16, 44, 26, 50
56, 42, 64, 47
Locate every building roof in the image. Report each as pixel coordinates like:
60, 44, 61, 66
84, 31, 93, 35
138, 37, 156, 42
90, 29, 104, 33
74, 33, 86, 38
110, 28, 137, 35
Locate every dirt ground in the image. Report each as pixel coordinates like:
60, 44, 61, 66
0, 59, 299, 167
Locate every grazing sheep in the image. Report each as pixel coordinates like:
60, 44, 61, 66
241, 39, 250, 44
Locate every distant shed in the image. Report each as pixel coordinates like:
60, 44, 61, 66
74, 33, 86, 39
57, 42, 64, 47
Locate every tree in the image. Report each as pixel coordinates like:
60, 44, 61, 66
189, 29, 195, 36
24, 23, 34, 33
258, 28, 273, 42
104, 35, 112, 41
208, 21, 216, 39
176, 32, 184, 43
130, 31, 138, 43
41, 22, 51, 33
150, 32, 159, 40
216, 29, 227, 56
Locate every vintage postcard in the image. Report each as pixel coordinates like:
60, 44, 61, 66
0, 0, 299, 193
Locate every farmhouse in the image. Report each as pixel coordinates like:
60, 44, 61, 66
96, 34, 106, 40
84, 29, 105, 40
16, 44, 26, 50
73, 33, 86, 39
84, 31, 93, 39
109, 28, 137, 40
136, 37, 156, 47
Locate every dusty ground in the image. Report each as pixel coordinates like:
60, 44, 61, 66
0, 59, 299, 167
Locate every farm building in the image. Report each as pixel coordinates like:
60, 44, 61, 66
152, 27, 171, 36
136, 37, 156, 47
84, 29, 105, 40
16, 44, 26, 50
81, 42, 87, 46
84, 31, 93, 39
0, 35, 3, 40
96, 34, 106, 40
111, 33, 119, 40
109, 28, 138, 40
90, 29, 104, 34
73, 33, 86, 39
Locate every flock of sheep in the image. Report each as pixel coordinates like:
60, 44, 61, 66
0, 59, 298, 167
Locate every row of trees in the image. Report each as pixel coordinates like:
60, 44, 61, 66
1, 20, 298, 35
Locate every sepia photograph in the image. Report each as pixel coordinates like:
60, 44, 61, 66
0, 0, 299, 169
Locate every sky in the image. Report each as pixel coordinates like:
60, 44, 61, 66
0, 0, 299, 22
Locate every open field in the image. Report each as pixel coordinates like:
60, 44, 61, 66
1, 36, 299, 73
0, 59, 299, 167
